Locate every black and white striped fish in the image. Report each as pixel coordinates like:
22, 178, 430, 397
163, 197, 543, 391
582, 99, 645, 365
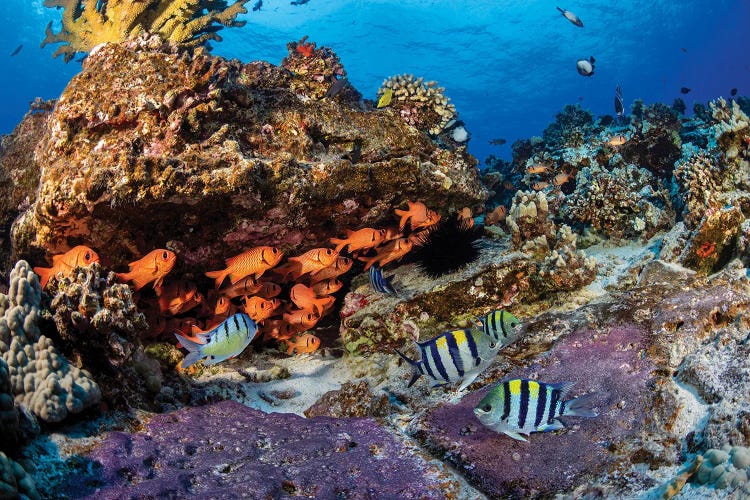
174, 313, 258, 368
474, 309, 521, 346
395, 328, 501, 391
474, 379, 598, 441
369, 265, 397, 295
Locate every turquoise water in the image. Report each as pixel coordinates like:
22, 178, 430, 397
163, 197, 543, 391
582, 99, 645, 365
1, 0, 748, 161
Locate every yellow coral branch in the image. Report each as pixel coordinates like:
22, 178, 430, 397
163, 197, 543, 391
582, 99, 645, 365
41, 0, 250, 61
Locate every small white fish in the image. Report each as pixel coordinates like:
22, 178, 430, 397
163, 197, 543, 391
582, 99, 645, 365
576, 56, 595, 77
556, 6, 584, 27
175, 313, 258, 368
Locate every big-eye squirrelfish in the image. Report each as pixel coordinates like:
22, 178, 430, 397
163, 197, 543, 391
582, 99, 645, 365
359, 237, 413, 270
275, 248, 338, 281
283, 307, 320, 328
205, 246, 283, 288
290, 283, 334, 315
174, 313, 258, 368
394, 201, 429, 231
260, 319, 297, 341
311, 278, 343, 295
156, 280, 199, 315
309, 256, 352, 283
241, 296, 278, 323
286, 333, 321, 355
330, 228, 387, 254
117, 249, 176, 291
34, 245, 100, 289
474, 379, 597, 441
219, 276, 262, 298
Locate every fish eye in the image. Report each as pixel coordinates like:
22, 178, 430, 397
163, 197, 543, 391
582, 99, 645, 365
511, 322, 518, 328
482, 404, 492, 412
84, 251, 91, 260
489, 342, 496, 349
272, 248, 279, 254
162, 251, 169, 260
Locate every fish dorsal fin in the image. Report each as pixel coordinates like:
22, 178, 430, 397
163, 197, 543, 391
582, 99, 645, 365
552, 381, 576, 399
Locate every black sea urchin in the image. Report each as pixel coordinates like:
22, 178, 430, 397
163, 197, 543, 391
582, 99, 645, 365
409, 213, 483, 278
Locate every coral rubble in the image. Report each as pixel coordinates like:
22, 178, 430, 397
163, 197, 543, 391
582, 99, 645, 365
42, 0, 250, 62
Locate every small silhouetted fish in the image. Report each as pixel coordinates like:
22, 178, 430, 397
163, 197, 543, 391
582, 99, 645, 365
10, 44, 22, 56
489, 138, 507, 146
576, 56, 595, 76
252, 0, 262, 11
291, 0, 310, 4
681, 47, 688, 53
680, 87, 691, 94
556, 6, 583, 27
731, 88, 738, 96
369, 266, 397, 295
324, 77, 346, 99
614, 84, 624, 116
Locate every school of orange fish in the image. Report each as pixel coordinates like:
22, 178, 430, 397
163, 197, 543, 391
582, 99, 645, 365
31, 201, 443, 364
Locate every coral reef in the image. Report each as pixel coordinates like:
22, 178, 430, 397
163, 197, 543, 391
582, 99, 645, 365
61, 400, 459, 499
377, 74, 457, 135
673, 150, 722, 229
0, 358, 20, 453
563, 164, 674, 241
621, 103, 682, 179
541, 104, 594, 148
694, 446, 750, 493
304, 381, 389, 418
4, 36, 485, 274
0, 261, 100, 422
281, 37, 358, 102
0, 452, 39, 500
42, 0, 250, 62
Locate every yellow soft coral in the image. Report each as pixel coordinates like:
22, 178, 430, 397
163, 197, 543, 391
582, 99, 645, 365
42, 0, 249, 62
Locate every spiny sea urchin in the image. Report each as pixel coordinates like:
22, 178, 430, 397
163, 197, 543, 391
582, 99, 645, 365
408, 212, 483, 278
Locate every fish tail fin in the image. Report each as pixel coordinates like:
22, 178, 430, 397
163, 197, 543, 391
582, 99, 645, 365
174, 333, 204, 368
33, 267, 51, 289
394, 348, 422, 388
329, 237, 347, 253
205, 269, 228, 288
564, 392, 599, 418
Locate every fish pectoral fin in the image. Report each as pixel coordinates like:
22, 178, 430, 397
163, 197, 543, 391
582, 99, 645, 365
503, 430, 528, 442
457, 371, 480, 392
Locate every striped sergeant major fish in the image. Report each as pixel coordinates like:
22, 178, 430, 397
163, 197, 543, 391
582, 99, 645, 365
174, 313, 258, 368
369, 265, 397, 295
395, 328, 502, 392
474, 309, 521, 346
474, 379, 598, 442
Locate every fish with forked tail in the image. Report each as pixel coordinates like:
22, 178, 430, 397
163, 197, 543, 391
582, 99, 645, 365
556, 7, 584, 27
117, 249, 176, 290
33, 245, 100, 289
174, 313, 258, 368
474, 379, 598, 441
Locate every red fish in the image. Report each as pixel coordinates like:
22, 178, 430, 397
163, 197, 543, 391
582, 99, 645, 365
34, 245, 100, 289
309, 256, 352, 284
289, 283, 334, 315
117, 249, 177, 291
394, 201, 440, 231
156, 280, 199, 316
359, 237, 413, 270
283, 307, 320, 329
260, 319, 297, 342
255, 281, 282, 299
219, 276, 262, 298
274, 248, 338, 281
205, 246, 283, 288
311, 278, 343, 296
242, 296, 278, 323
286, 334, 321, 355
330, 228, 386, 254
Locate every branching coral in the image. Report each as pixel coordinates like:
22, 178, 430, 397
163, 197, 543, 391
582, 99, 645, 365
377, 74, 457, 135
563, 164, 674, 241
42, 0, 250, 62
0, 261, 100, 422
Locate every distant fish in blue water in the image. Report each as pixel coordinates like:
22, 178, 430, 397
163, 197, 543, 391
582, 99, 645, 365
252, 0, 262, 11
291, 0, 310, 4
576, 56, 595, 76
175, 313, 258, 368
10, 44, 22, 56
614, 84, 624, 117
681, 87, 691, 94
731, 88, 738, 97
369, 265, 397, 295
489, 138, 507, 146
556, 7, 583, 27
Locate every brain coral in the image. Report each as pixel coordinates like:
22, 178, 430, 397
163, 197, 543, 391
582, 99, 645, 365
0, 261, 100, 422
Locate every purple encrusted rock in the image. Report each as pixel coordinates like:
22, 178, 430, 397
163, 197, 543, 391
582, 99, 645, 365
414, 324, 662, 498
63, 400, 453, 499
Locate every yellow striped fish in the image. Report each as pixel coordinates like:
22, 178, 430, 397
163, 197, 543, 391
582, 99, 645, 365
394, 328, 501, 391
174, 313, 258, 368
473, 379, 598, 441
474, 309, 521, 346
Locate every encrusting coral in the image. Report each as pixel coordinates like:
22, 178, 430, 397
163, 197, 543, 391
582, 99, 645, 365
0, 261, 100, 422
42, 0, 250, 62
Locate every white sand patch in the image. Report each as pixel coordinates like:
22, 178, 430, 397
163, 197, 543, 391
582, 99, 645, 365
670, 377, 710, 438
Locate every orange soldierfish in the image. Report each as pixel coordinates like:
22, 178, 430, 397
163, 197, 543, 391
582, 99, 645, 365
289, 283, 334, 315
255, 281, 282, 299
286, 334, 321, 355
34, 245, 100, 289
219, 276, 262, 299
117, 249, 176, 291
156, 280, 199, 316
309, 256, 353, 284
526, 163, 550, 175
260, 319, 297, 342
532, 181, 549, 191
607, 135, 628, 147
241, 296, 278, 323
311, 278, 343, 296
412, 209, 441, 230
359, 237, 413, 270
552, 172, 574, 186
276, 248, 338, 281
330, 228, 387, 254
283, 307, 320, 328
205, 246, 283, 288
394, 201, 429, 231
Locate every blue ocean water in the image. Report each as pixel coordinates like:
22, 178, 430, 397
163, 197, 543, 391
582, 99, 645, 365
1, 0, 748, 163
